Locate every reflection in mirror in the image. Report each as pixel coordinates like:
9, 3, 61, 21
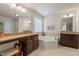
0, 15, 32, 36
61, 17, 73, 32
18, 16, 32, 33
0, 16, 19, 36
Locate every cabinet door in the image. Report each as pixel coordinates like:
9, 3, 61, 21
60, 34, 68, 45
19, 35, 39, 56
26, 36, 33, 55
27, 39, 33, 50
60, 34, 78, 49
32, 35, 39, 50
69, 34, 78, 48
21, 39, 33, 55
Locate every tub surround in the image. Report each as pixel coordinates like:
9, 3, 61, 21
0, 32, 39, 56
39, 36, 58, 49
60, 32, 79, 49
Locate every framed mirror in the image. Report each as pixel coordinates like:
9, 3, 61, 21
61, 17, 73, 32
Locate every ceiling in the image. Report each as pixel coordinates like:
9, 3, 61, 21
0, 3, 79, 17
0, 3, 30, 18
22, 3, 79, 16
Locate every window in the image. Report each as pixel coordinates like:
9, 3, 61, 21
34, 17, 42, 32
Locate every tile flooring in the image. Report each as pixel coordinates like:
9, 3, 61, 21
29, 36, 79, 56
29, 46, 79, 56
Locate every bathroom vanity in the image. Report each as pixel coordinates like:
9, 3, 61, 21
60, 13, 79, 49
0, 32, 39, 56
60, 32, 79, 49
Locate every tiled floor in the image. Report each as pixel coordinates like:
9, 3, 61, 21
29, 36, 79, 56
29, 46, 79, 56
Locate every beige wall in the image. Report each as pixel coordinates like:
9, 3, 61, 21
43, 8, 79, 37
43, 15, 61, 37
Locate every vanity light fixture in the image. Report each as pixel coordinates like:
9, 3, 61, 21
17, 6, 22, 10
17, 6, 26, 12
68, 14, 73, 17
21, 8, 26, 12
63, 14, 73, 18
9, 3, 17, 9
9, 4, 26, 13
11, 4, 16, 7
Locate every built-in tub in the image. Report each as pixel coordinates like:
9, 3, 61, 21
39, 36, 58, 49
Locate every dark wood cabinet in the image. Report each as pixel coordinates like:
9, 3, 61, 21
0, 33, 39, 56
32, 35, 39, 50
60, 33, 79, 49
19, 34, 39, 56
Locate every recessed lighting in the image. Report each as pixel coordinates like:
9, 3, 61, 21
21, 8, 26, 12
9, 4, 17, 10
11, 4, 16, 7
15, 14, 19, 16
17, 6, 21, 10
63, 14, 73, 18
8, 4, 26, 13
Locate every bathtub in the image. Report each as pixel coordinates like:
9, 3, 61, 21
39, 36, 58, 49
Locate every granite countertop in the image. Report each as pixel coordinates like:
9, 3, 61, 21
60, 31, 79, 35
0, 33, 38, 44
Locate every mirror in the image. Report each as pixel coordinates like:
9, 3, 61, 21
0, 17, 18, 34
18, 17, 32, 33
0, 16, 32, 35
61, 17, 73, 32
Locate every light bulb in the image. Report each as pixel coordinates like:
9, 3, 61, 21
9, 3, 17, 9
21, 8, 26, 12
11, 4, 16, 8
69, 14, 73, 17
17, 6, 21, 10
63, 15, 67, 18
